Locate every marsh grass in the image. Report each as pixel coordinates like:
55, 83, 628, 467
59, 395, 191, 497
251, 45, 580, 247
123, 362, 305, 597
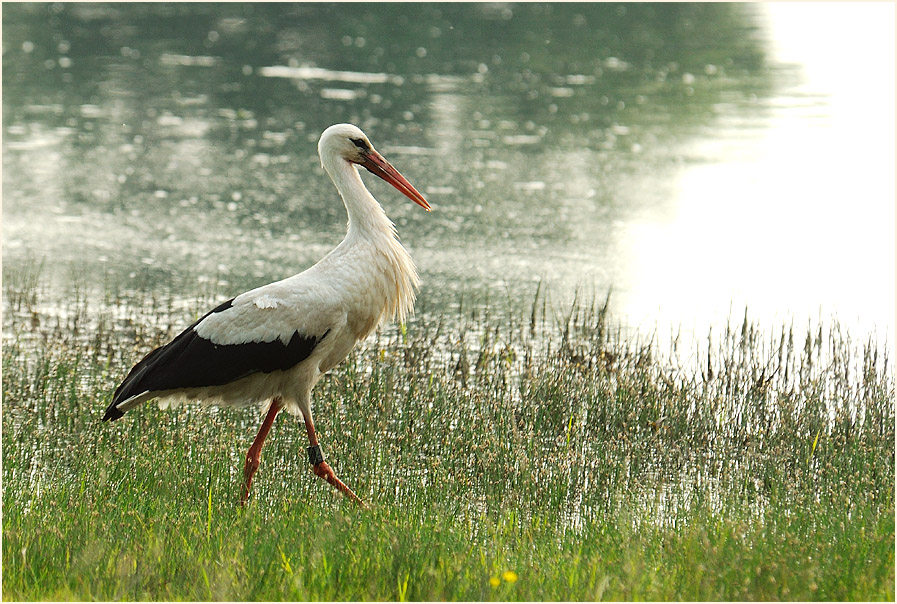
2, 269, 894, 600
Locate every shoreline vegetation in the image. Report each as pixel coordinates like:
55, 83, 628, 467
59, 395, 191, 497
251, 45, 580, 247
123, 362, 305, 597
2, 268, 894, 600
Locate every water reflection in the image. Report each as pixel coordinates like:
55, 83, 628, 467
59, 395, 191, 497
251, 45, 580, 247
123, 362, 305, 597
2, 3, 893, 350
616, 2, 895, 347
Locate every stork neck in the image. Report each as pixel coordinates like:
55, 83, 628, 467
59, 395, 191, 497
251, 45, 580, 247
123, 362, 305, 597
319, 146, 420, 328
328, 158, 394, 239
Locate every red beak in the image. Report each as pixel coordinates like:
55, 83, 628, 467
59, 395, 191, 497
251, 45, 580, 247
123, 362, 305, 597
359, 151, 431, 211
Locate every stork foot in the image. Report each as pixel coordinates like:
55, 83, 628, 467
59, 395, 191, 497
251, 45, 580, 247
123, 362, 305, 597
239, 456, 259, 506
313, 461, 366, 507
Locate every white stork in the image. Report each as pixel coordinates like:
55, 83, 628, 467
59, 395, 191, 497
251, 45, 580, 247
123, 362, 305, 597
103, 123, 430, 506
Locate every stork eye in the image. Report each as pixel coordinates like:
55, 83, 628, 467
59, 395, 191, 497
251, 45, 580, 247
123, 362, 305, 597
350, 137, 370, 150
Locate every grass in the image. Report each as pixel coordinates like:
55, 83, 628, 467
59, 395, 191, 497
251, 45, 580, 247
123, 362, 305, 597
2, 267, 894, 600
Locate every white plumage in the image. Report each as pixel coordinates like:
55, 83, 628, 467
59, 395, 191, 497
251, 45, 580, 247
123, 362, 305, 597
104, 123, 430, 505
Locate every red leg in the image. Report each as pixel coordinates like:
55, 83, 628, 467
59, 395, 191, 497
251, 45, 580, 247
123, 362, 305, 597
239, 398, 282, 505
304, 415, 366, 506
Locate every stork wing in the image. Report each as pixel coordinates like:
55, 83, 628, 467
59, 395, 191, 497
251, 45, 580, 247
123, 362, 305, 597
103, 297, 330, 421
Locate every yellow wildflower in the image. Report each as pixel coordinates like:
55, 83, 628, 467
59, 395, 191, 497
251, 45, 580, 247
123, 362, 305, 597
489, 576, 501, 588
502, 570, 519, 583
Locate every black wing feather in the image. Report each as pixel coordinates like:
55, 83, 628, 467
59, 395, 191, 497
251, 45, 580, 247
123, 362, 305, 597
103, 298, 327, 421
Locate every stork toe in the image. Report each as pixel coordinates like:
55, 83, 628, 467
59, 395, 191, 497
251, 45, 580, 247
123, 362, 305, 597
313, 461, 365, 506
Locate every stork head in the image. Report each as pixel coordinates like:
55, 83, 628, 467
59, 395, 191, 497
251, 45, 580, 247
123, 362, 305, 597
318, 123, 430, 211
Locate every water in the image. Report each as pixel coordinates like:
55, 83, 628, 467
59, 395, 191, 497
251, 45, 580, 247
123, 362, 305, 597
3, 3, 894, 353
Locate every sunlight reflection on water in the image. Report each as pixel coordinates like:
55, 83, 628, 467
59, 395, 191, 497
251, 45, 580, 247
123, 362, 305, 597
616, 3, 894, 352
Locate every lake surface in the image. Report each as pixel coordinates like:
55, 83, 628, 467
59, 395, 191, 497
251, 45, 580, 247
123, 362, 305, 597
3, 3, 894, 352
